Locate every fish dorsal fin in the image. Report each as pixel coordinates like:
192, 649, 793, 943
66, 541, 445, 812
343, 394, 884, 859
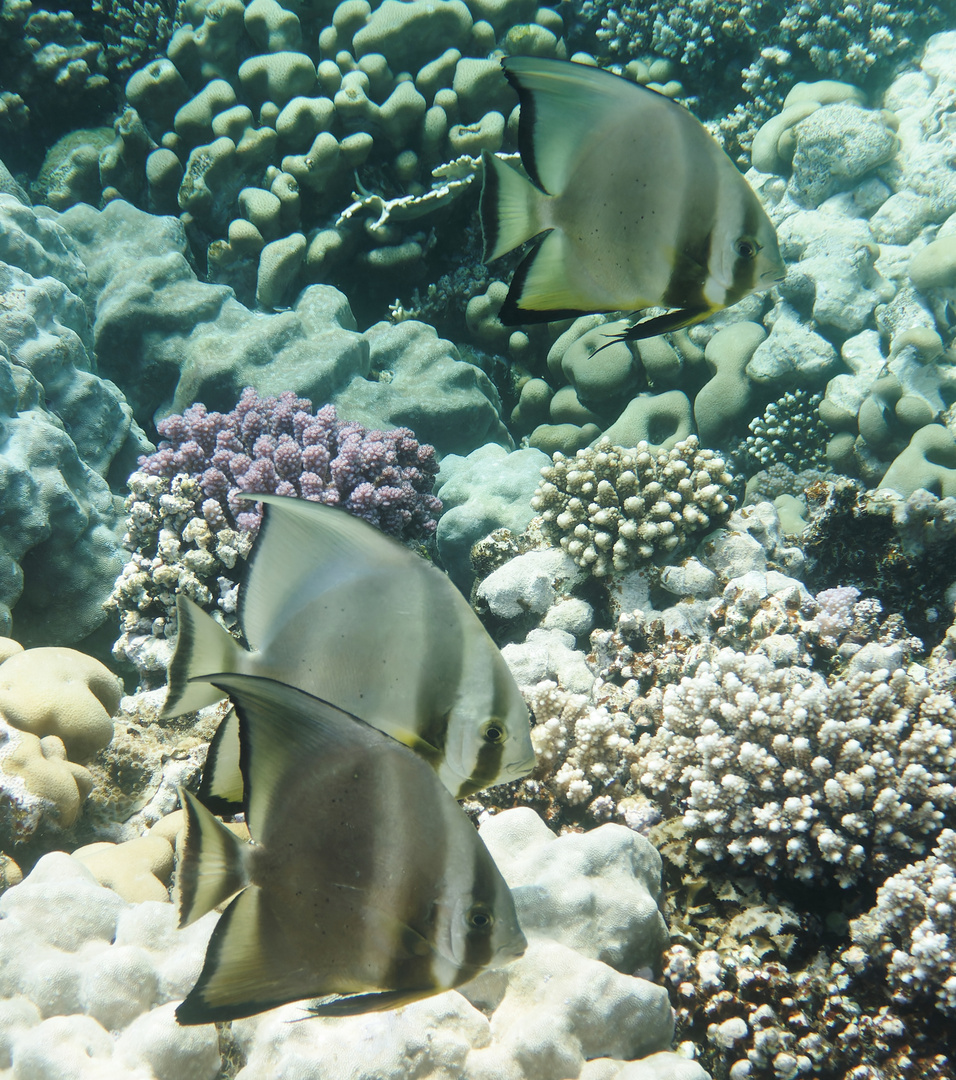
197, 708, 244, 813
176, 885, 322, 1024
162, 594, 243, 719
176, 786, 250, 927
204, 672, 394, 840
503, 56, 660, 197
237, 494, 412, 651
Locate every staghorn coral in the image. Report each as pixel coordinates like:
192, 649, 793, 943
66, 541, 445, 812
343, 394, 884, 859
108, 387, 441, 683
631, 649, 956, 887
531, 435, 734, 577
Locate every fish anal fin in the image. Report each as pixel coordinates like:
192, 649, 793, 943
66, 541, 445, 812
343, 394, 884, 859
176, 786, 250, 928
162, 595, 242, 719
176, 885, 320, 1025
501, 231, 612, 323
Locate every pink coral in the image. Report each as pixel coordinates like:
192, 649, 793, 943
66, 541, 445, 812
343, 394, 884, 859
139, 389, 441, 540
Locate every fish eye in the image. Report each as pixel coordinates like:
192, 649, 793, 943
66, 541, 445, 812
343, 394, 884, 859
734, 237, 760, 259
467, 905, 495, 930
482, 720, 505, 744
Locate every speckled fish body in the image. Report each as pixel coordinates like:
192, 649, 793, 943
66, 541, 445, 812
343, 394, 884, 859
163, 494, 534, 800
481, 57, 785, 338
174, 674, 526, 1025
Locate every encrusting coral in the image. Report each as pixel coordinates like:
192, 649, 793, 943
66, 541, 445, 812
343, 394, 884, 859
531, 435, 735, 576
108, 386, 441, 682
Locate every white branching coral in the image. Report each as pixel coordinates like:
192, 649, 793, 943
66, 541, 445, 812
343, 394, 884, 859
631, 649, 956, 885
531, 436, 734, 576
528, 681, 640, 820
106, 472, 252, 683
846, 828, 956, 1014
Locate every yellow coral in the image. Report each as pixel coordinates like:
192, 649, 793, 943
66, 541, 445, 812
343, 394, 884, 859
0, 641, 123, 762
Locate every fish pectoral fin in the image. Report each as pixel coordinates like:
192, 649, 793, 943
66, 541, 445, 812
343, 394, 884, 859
176, 885, 319, 1025
163, 594, 241, 719
337, 890, 439, 961
306, 987, 438, 1017
176, 786, 250, 927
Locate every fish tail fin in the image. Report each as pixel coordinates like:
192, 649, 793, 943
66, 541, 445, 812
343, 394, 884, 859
175, 786, 251, 927
162, 594, 242, 719
480, 150, 546, 262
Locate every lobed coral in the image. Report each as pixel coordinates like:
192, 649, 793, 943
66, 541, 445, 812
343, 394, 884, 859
0, 638, 122, 843
108, 387, 441, 681
531, 435, 734, 576
632, 649, 956, 886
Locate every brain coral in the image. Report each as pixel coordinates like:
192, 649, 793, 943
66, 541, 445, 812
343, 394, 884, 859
632, 648, 956, 886
531, 435, 734, 576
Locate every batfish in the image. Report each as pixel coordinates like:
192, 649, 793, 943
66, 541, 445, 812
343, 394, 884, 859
174, 673, 527, 1024
481, 57, 785, 341
163, 494, 534, 800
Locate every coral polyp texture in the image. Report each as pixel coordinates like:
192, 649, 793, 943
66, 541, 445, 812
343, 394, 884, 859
632, 649, 956, 886
846, 828, 956, 1015
531, 436, 735, 576
138, 387, 441, 538
108, 387, 441, 681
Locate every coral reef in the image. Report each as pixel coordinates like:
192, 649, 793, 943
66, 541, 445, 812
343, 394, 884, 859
531, 436, 735, 577
47, 198, 509, 457
109, 388, 441, 682
0, 195, 149, 648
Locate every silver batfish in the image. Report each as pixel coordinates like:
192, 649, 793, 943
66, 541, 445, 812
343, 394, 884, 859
174, 673, 526, 1024
163, 494, 534, 800
481, 57, 785, 341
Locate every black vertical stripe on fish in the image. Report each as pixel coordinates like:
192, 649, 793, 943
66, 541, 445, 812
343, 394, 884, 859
726, 197, 765, 304
506, 65, 547, 194
662, 114, 718, 310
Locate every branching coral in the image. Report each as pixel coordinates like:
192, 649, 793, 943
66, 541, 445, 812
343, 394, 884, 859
740, 390, 828, 475
632, 649, 956, 886
108, 387, 441, 682
531, 435, 734, 576
845, 828, 956, 1015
